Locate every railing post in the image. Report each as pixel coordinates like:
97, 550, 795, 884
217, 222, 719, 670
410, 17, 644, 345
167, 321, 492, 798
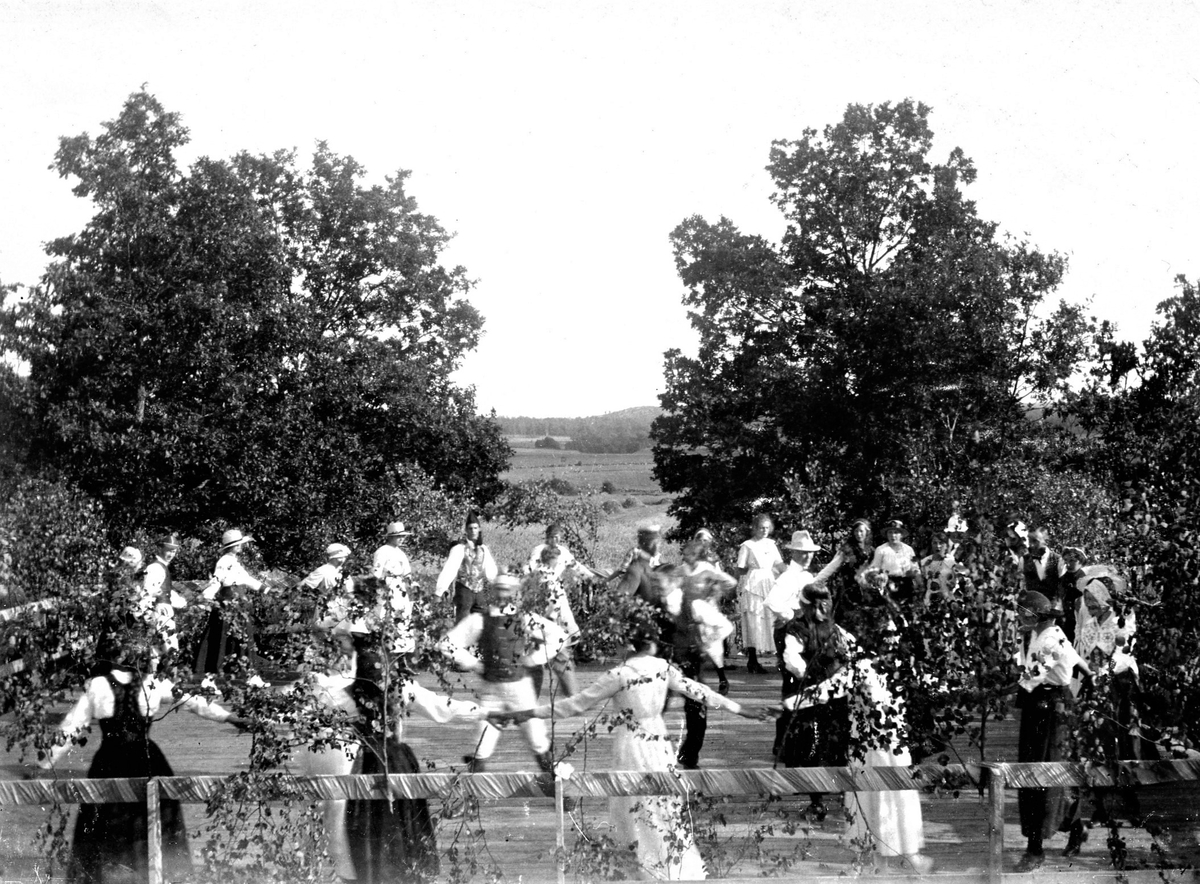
555, 778, 566, 884
985, 765, 1005, 884
147, 776, 163, 884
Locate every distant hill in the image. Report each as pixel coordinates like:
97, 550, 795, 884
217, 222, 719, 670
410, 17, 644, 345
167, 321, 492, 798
497, 406, 661, 453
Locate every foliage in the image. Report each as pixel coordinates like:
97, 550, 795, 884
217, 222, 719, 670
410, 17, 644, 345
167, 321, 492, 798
0, 90, 509, 567
653, 99, 1093, 534
487, 480, 603, 568
534, 435, 563, 450
1063, 275, 1200, 750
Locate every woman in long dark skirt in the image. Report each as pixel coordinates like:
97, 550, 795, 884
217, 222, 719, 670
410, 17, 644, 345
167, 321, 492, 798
302, 578, 484, 883
41, 665, 240, 883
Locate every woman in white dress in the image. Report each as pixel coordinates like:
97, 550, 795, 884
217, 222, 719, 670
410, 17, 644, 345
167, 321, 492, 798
735, 514, 783, 674
502, 618, 767, 881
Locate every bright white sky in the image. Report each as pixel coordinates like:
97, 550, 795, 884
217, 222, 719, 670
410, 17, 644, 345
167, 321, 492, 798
2, 0, 1198, 417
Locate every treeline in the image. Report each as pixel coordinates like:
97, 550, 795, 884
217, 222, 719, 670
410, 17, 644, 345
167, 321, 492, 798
500, 406, 658, 453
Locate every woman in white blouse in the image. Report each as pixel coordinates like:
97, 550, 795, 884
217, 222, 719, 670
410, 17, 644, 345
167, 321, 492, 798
194, 528, 264, 676
42, 661, 241, 882
735, 514, 784, 674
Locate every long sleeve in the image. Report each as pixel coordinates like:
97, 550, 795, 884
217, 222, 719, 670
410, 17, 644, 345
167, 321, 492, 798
42, 688, 98, 768
399, 678, 485, 723
435, 545, 465, 597
215, 554, 262, 591
765, 567, 809, 621
666, 664, 744, 713
437, 614, 484, 672
531, 670, 624, 719
811, 552, 844, 587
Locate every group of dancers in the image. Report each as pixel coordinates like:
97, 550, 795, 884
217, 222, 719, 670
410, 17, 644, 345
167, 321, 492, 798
33, 507, 1143, 880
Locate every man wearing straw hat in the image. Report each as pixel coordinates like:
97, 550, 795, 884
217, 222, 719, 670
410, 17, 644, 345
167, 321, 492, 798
373, 521, 418, 655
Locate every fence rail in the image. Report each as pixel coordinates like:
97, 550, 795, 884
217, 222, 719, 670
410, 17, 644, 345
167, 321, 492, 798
2, 759, 1198, 884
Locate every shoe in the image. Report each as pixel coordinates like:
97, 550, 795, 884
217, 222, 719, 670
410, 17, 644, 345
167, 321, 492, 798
907, 854, 934, 874
1015, 852, 1045, 872
718, 679, 730, 695
1063, 822, 1088, 857
676, 760, 699, 770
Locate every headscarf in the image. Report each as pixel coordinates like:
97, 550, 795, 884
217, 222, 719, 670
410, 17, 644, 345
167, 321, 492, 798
1074, 578, 1136, 660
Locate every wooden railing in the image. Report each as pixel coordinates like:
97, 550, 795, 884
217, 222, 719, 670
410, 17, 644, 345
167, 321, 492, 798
2, 759, 1198, 883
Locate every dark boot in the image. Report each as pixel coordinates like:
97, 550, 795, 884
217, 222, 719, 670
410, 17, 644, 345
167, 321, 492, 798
716, 667, 729, 695
747, 648, 767, 674
1063, 821, 1087, 857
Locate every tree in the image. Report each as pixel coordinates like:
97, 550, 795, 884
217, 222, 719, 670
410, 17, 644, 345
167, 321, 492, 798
1, 91, 508, 565
1064, 275, 1200, 748
653, 100, 1091, 533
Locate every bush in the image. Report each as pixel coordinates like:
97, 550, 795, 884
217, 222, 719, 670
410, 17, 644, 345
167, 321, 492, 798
534, 436, 562, 450
622, 496, 640, 509
601, 480, 617, 494
601, 500, 622, 515
545, 477, 578, 496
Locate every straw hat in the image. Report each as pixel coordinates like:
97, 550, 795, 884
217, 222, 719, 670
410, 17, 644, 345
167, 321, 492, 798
325, 543, 351, 560
385, 521, 412, 537
220, 528, 253, 550
784, 530, 821, 552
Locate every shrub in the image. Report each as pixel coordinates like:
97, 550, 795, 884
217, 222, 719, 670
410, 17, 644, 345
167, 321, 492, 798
601, 480, 617, 494
601, 500, 622, 515
622, 496, 640, 509
533, 436, 562, 450
545, 477, 578, 496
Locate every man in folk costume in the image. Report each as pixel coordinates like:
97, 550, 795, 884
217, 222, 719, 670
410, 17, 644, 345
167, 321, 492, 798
776, 581, 856, 821
437, 575, 569, 794
1011, 590, 1092, 870
765, 530, 842, 759
436, 511, 498, 622
372, 521, 417, 655
139, 533, 188, 662
614, 523, 663, 586
1023, 526, 1065, 604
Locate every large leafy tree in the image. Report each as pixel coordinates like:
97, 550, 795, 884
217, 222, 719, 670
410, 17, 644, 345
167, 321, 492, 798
2, 91, 507, 565
1065, 276, 1200, 746
654, 100, 1091, 532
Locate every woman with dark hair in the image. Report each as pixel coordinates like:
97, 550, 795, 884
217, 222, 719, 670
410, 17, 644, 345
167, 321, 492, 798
41, 654, 242, 883
496, 610, 766, 881
831, 519, 891, 654
300, 576, 486, 882
435, 510, 498, 622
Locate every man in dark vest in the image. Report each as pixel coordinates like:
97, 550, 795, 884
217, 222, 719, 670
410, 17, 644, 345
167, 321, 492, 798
438, 574, 568, 790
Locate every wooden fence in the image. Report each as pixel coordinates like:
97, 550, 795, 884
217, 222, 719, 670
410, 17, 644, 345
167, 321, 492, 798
2, 759, 1198, 884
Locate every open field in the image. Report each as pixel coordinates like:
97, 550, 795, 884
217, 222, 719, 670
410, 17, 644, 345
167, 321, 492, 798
2, 664, 1197, 882
502, 447, 662, 499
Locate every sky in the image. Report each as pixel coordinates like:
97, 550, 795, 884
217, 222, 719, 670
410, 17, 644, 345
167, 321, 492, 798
2, 0, 1198, 417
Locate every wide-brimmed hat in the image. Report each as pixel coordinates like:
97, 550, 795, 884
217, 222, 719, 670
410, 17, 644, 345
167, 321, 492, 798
883, 520, 908, 538
1076, 565, 1129, 598
385, 521, 412, 537
157, 533, 181, 550
1017, 591, 1055, 620
220, 528, 253, 550
785, 530, 821, 552
325, 543, 351, 560
118, 546, 143, 568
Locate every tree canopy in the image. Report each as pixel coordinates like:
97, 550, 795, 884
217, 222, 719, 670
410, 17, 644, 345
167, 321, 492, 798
1, 91, 508, 564
654, 100, 1093, 532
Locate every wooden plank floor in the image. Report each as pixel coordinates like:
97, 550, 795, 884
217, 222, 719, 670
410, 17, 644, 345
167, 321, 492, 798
1, 657, 1198, 881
